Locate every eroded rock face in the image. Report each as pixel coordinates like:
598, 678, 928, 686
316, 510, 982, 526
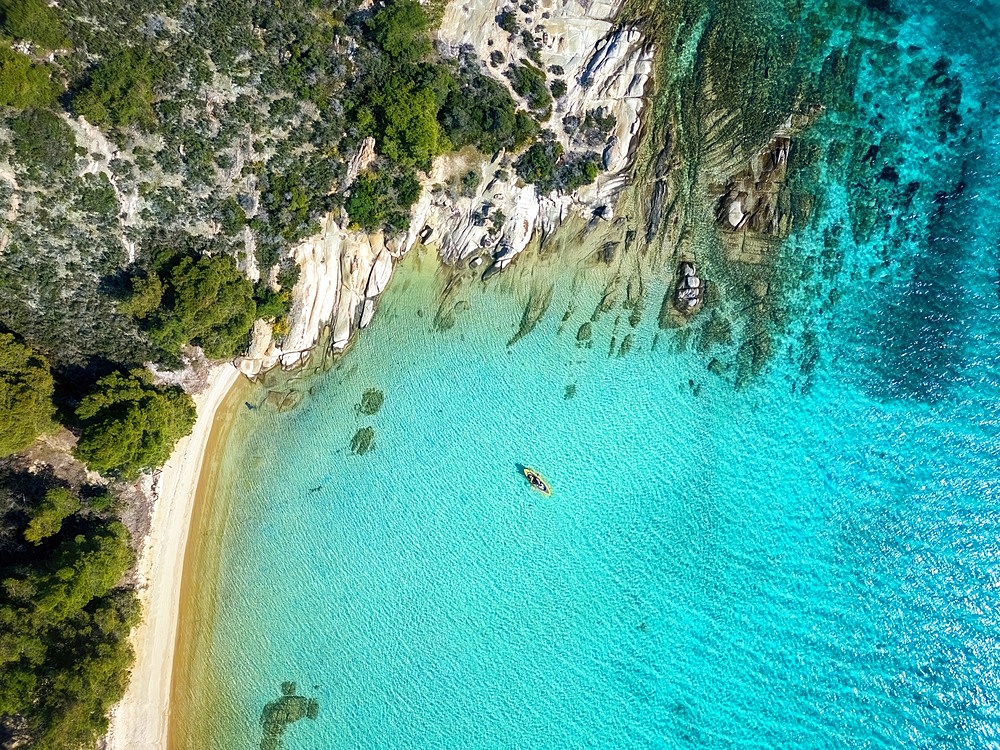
674, 261, 704, 314
238, 0, 654, 376
236, 212, 401, 375
426, 0, 654, 269
716, 135, 792, 237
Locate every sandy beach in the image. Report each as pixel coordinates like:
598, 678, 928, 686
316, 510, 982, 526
107, 363, 241, 750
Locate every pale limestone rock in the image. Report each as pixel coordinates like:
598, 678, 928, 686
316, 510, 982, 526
344, 136, 377, 188
241, 0, 653, 375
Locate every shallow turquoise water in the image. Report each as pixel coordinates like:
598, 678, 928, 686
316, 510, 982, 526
176, 1, 1000, 747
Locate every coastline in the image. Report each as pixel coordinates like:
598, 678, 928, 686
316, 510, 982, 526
107, 363, 242, 750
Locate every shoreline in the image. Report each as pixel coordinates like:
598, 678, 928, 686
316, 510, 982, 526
107, 363, 242, 750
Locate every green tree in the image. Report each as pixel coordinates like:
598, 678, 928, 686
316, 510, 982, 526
346, 166, 421, 232
9, 108, 76, 178
147, 254, 256, 358
505, 63, 551, 114
73, 49, 157, 129
74, 369, 196, 479
118, 272, 163, 319
0, 489, 139, 750
379, 82, 446, 170
440, 71, 537, 154
24, 487, 81, 545
366, 0, 431, 63
0, 0, 67, 48
0, 44, 57, 107
0, 333, 54, 456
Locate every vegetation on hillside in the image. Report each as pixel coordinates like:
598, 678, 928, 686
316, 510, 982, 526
0, 474, 138, 750
0, 44, 57, 107
0, 0, 68, 48
0, 334, 54, 457
73, 369, 197, 479
124, 253, 257, 360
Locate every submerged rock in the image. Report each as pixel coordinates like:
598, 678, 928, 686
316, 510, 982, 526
351, 427, 375, 455
358, 389, 384, 415
674, 261, 704, 315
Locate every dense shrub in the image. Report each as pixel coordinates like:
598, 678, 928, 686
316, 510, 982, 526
439, 68, 538, 154
0, 333, 54, 456
141, 253, 257, 359
0, 44, 57, 107
506, 62, 551, 114
23, 487, 80, 545
73, 49, 159, 129
74, 369, 196, 478
515, 132, 562, 188
365, 0, 431, 63
9, 109, 76, 178
0, 0, 67, 48
495, 9, 518, 33
514, 131, 602, 192
346, 166, 421, 232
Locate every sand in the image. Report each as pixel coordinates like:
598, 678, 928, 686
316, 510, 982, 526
107, 363, 241, 750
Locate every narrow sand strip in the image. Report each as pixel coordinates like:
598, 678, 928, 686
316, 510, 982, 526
108, 363, 241, 750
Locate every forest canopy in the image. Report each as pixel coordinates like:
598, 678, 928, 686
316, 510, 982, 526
0, 333, 54, 457
0, 477, 138, 750
73, 369, 197, 479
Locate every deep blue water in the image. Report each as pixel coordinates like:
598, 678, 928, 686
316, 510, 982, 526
174, 1, 1000, 747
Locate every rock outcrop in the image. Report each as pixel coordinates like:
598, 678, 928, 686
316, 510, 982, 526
237, 212, 400, 377
238, 0, 654, 376
674, 261, 703, 314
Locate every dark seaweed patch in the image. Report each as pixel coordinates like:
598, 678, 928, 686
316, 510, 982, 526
351, 426, 375, 455
260, 682, 318, 750
358, 388, 384, 415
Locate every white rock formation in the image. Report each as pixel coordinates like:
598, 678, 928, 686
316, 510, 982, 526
237, 0, 654, 375
237, 211, 404, 375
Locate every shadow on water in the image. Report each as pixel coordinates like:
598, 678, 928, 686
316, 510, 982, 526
259, 682, 318, 750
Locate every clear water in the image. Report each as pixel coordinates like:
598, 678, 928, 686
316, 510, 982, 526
173, 1, 1000, 747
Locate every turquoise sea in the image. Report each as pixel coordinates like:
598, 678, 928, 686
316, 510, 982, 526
174, 1, 1000, 747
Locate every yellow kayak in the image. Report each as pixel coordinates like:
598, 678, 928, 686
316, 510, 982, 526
522, 467, 552, 496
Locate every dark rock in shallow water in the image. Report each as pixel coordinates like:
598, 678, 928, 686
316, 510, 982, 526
351, 427, 375, 455
673, 261, 704, 316
260, 682, 319, 750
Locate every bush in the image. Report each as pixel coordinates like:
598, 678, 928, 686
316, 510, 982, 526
514, 131, 603, 193
145, 253, 257, 359
0, 0, 67, 48
9, 109, 76, 178
440, 69, 537, 154
346, 166, 421, 232
549, 79, 566, 98
506, 63, 551, 114
0, 333, 54, 456
0, 44, 56, 107
514, 132, 562, 188
366, 0, 431, 63
495, 9, 518, 33
74, 369, 196, 479
24, 487, 80, 545
73, 49, 159, 129
558, 151, 602, 191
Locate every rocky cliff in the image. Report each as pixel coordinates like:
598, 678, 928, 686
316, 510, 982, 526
237, 0, 655, 376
